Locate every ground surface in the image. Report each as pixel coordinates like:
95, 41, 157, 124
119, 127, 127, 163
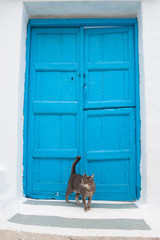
1, 197, 160, 239
0, 231, 160, 240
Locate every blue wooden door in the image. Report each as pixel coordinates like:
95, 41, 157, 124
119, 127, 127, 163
26, 26, 137, 200
84, 27, 136, 200
27, 28, 82, 199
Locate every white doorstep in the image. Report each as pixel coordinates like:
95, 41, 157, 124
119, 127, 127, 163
0, 197, 160, 238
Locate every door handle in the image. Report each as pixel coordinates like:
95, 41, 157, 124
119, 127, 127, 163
83, 83, 87, 99
83, 73, 87, 99
83, 83, 86, 89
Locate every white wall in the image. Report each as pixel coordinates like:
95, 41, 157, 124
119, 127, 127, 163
0, 0, 28, 200
141, 0, 160, 206
0, 0, 160, 207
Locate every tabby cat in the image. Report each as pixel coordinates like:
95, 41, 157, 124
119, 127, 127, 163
66, 156, 96, 211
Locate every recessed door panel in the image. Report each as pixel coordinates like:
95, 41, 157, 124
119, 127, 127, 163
84, 27, 135, 109
84, 108, 136, 200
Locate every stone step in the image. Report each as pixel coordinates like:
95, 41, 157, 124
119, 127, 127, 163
1, 198, 158, 239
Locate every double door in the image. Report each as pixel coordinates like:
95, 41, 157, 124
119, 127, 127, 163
26, 26, 136, 200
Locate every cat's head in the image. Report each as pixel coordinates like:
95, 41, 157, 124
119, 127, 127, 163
81, 173, 94, 186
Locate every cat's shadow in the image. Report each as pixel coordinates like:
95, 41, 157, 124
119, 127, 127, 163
65, 201, 138, 209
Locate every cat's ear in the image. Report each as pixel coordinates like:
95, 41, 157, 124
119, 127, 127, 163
83, 173, 86, 176
91, 174, 94, 179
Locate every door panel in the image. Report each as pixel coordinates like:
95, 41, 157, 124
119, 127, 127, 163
84, 108, 136, 200
36, 29, 78, 63
84, 27, 135, 109
27, 28, 81, 198
35, 71, 77, 101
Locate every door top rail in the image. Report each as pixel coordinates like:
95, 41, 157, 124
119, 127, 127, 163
28, 18, 137, 28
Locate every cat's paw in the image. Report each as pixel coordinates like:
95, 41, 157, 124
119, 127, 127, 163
75, 199, 81, 205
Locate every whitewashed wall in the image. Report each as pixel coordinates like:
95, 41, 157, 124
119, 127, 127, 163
0, 0, 28, 202
0, 0, 160, 207
141, 0, 160, 206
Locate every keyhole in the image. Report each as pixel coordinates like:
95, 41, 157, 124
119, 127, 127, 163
71, 77, 73, 81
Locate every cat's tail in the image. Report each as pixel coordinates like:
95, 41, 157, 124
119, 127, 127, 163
71, 156, 81, 175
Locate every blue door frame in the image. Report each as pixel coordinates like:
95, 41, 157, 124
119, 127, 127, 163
23, 18, 141, 200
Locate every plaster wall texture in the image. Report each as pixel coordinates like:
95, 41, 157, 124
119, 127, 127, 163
0, 0, 159, 207
141, 0, 160, 206
0, 0, 24, 200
